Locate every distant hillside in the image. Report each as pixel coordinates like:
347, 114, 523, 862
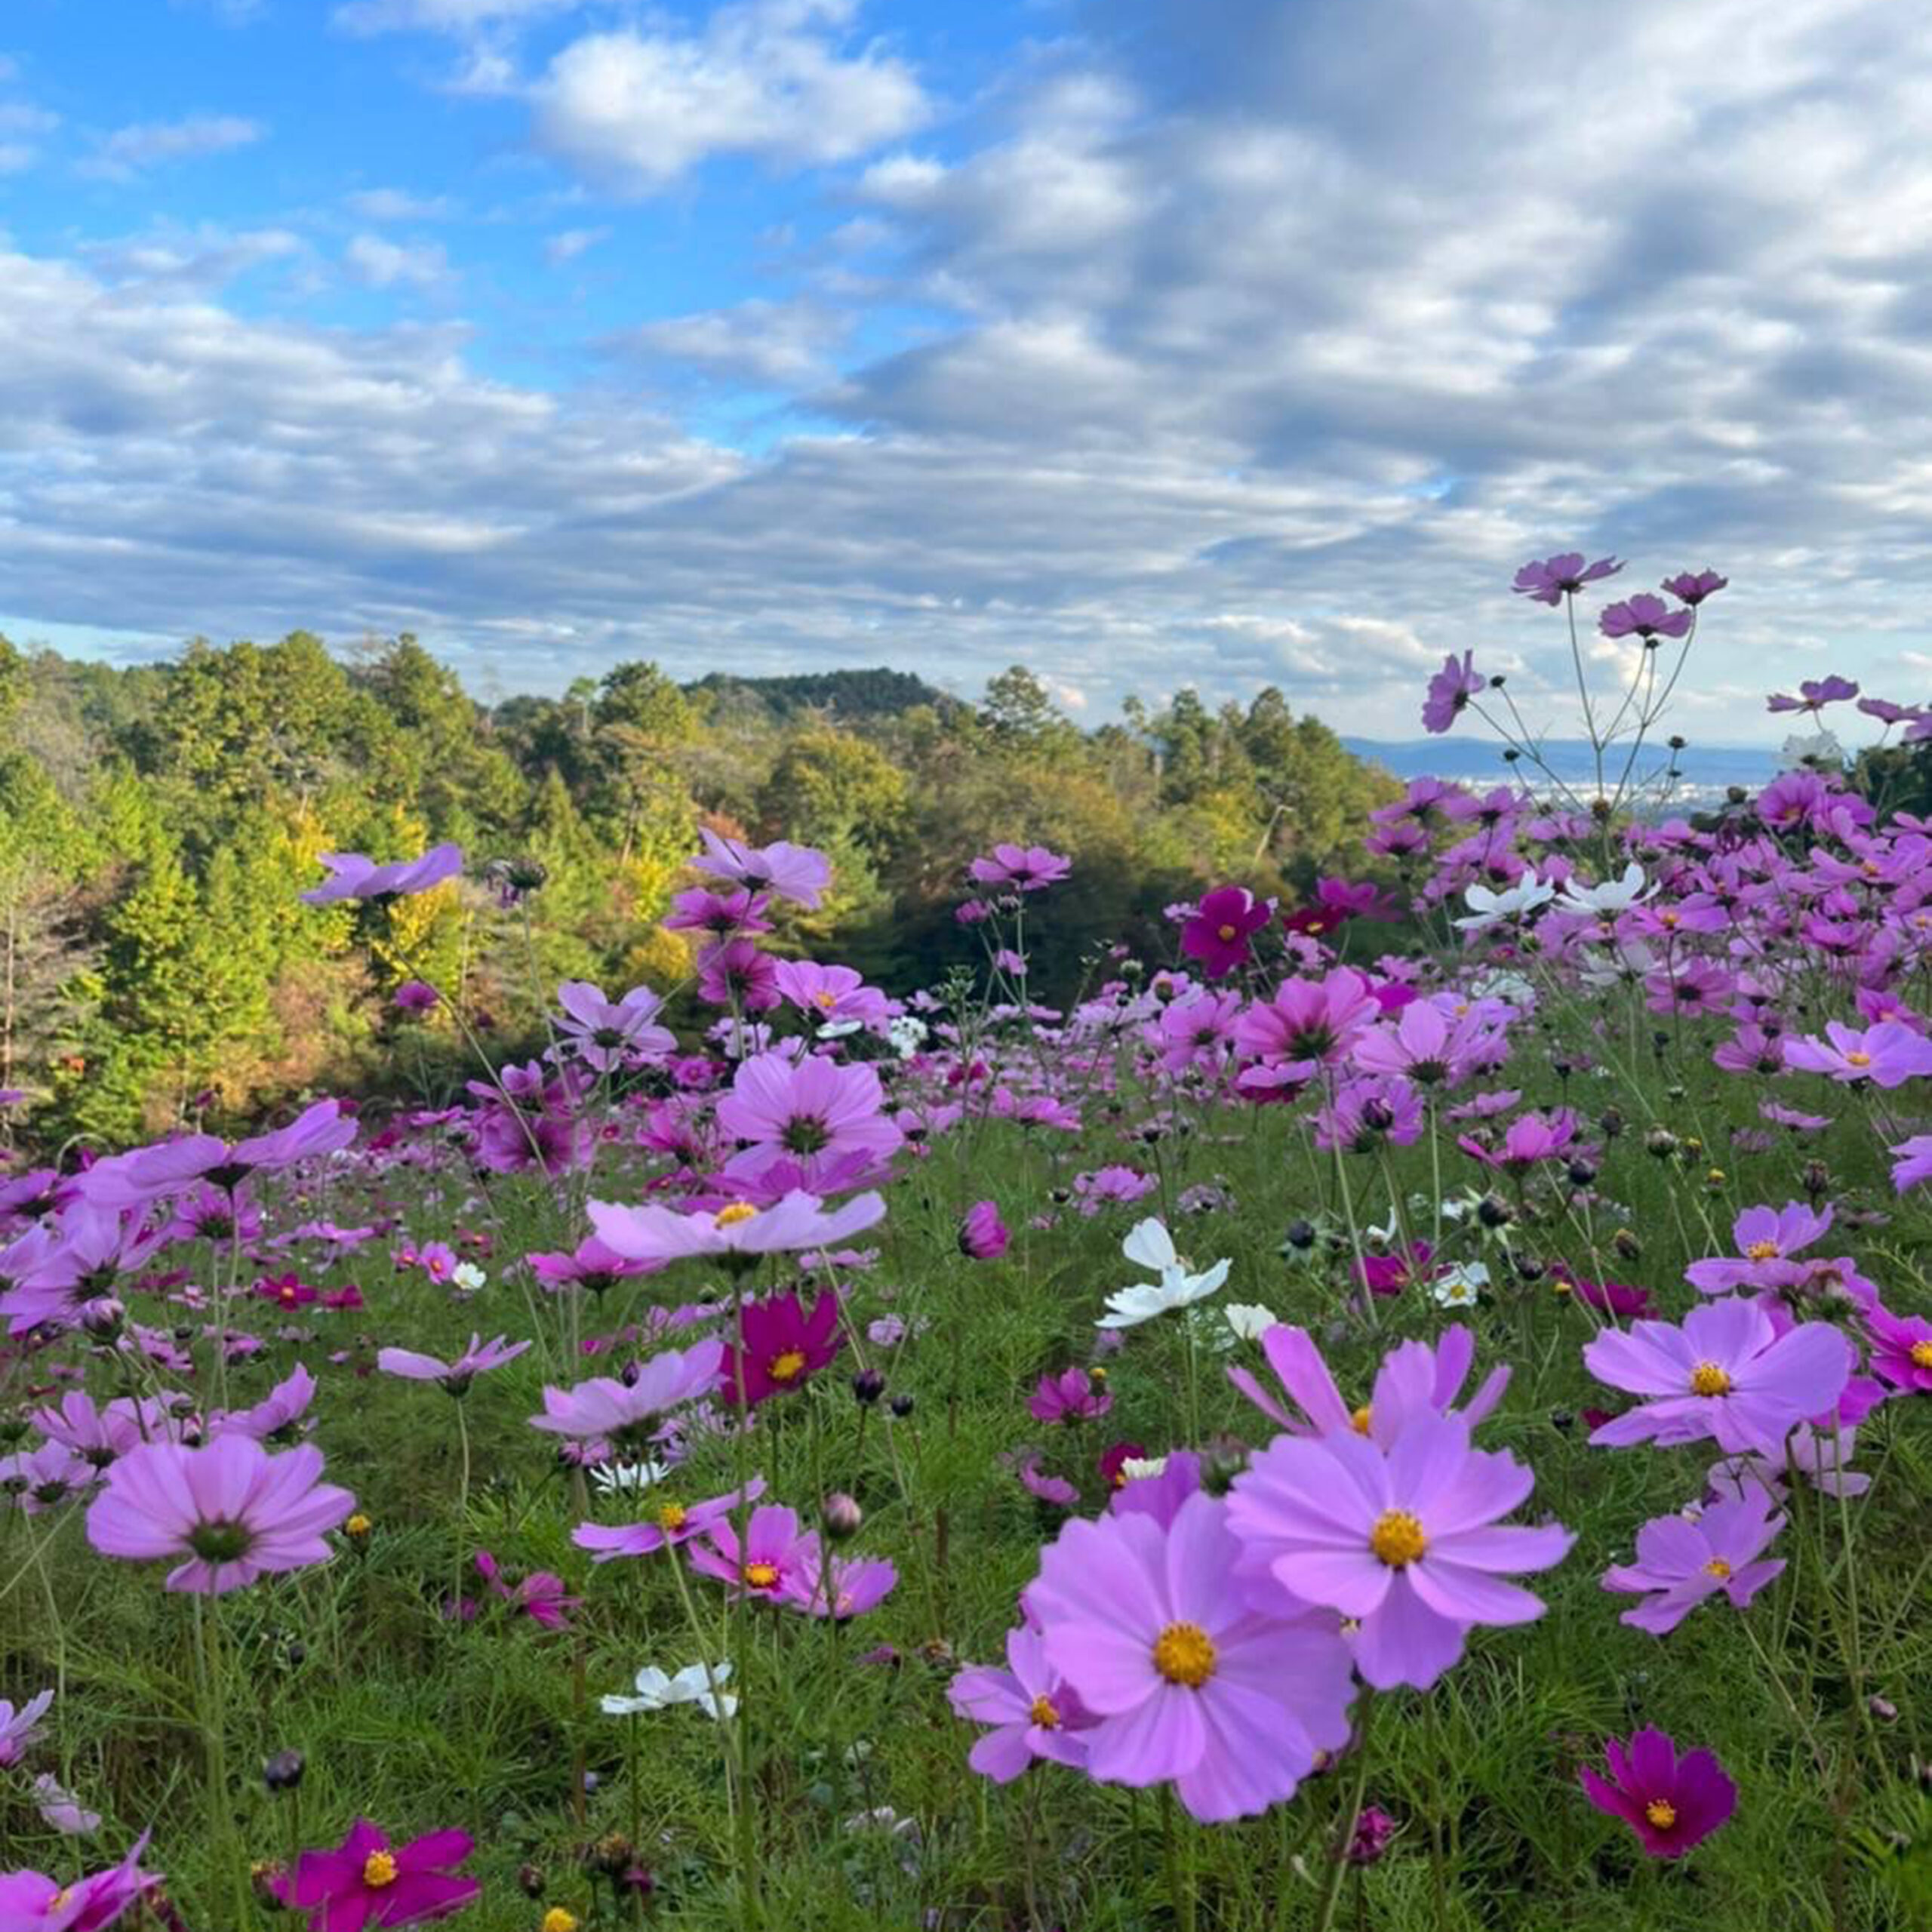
685, 666, 967, 723
1343, 736, 1774, 793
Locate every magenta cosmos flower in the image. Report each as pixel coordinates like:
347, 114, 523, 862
528, 1340, 724, 1447
1421, 651, 1486, 734
1864, 1303, 1932, 1393
1027, 1490, 1355, 1822
694, 829, 832, 910
1029, 1366, 1112, 1424
958, 1200, 1010, 1259
377, 1334, 531, 1395
1512, 552, 1622, 605
968, 842, 1072, 892
587, 1189, 885, 1266
1232, 968, 1380, 1086
1579, 1729, 1735, 1858
1783, 1018, 1932, 1088
85, 1438, 354, 1594
276, 1819, 480, 1930
714, 1052, 903, 1166
0, 1835, 158, 1932
1601, 1490, 1785, 1635
949, 1623, 1094, 1782
1662, 569, 1727, 605
1226, 1412, 1571, 1691
687, 1503, 823, 1604
300, 843, 463, 906
720, 1287, 844, 1407
1582, 1300, 1851, 1457
1180, 887, 1273, 977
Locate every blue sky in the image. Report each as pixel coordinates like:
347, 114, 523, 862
2, 0, 1930, 744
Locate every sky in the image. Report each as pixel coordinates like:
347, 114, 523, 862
2, 0, 1930, 746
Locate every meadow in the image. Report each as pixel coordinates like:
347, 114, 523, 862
3, 555, 1931, 1931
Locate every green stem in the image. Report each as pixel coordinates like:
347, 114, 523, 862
1312, 1695, 1376, 1932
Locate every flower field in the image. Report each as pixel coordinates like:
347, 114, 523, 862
4, 556, 1932, 1930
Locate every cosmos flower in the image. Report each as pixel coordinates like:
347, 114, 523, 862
0, 1834, 158, 1932
1600, 1491, 1786, 1635
1181, 888, 1273, 978
720, 1288, 844, 1407
300, 844, 463, 905
1453, 878, 1554, 933
85, 1438, 355, 1595
574, 1479, 766, 1562
527, 1341, 725, 1444
379, 1335, 531, 1395
586, 1190, 886, 1266
1512, 552, 1622, 605
693, 830, 832, 909
1598, 595, 1692, 641
1581, 1300, 1852, 1457
555, 981, 675, 1071
0, 1688, 53, 1767
1421, 652, 1486, 734
967, 844, 1072, 892
1578, 1730, 1735, 1858
1096, 1218, 1230, 1330
948, 1623, 1094, 1781
600, 1661, 736, 1721
1782, 1019, 1932, 1088
275, 1819, 480, 1930
1027, 1489, 1355, 1822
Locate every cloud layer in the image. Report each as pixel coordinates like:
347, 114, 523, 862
7, 0, 1932, 742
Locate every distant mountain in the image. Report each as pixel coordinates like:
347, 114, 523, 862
685, 667, 966, 722
1343, 736, 1774, 792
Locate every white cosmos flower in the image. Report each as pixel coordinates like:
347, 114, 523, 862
1454, 878, 1555, 932
1223, 1302, 1280, 1343
601, 1660, 736, 1721
1097, 1217, 1232, 1329
1431, 1262, 1491, 1309
1118, 1456, 1170, 1481
592, 1458, 675, 1494
1578, 940, 1661, 989
1780, 730, 1844, 770
1556, 863, 1655, 918
451, 1261, 487, 1294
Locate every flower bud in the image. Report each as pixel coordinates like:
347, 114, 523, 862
822, 1492, 863, 1540
262, 1749, 305, 1793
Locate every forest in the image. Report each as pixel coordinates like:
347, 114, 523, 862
0, 632, 1398, 1144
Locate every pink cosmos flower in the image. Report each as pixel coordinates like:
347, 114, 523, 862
300, 844, 463, 905
528, 1340, 724, 1445
1582, 1300, 1852, 1457
697, 938, 781, 1011
694, 829, 832, 909
687, 1503, 822, 1604
1579, 1729, 1734, 1858
275, 1818, 480, 1929
1601, 1491, 1785, 1635
392, 980, 439, 1013
208, 1365, 319, 1444
1783, 1019, 1932, 1087
1029, 1367, 1113, 1424
555, 981, 675, 1071
1180, 888, 1272, 977
1029, 1490, 1355, 1821
1512, 552, 1622, 605
664, 884, 773, 937
968, 844, 1072, 892
1232, 968, 1380, 1086
715, 1053, 903, 1168
787, 1551, 897, 1620
772, 960, 892, 1029
1421, 652, 1486, 734
1684, 1201, 1833, 1296
1229, 1325, 1509, 1446
0, 1834, 158, 1932
1863, 1303, 1932, 1393
1662, 569, 1727, 605
1890, 1134, 1932, 1191
1153, 990, 1244, 1075
0, 1688, 53, 1767
1350, 999, 1502, 1088
588, 1189, 886, 1266
527, 1234, 660, 1297
472, 1550, 580, 1630
1313, 1076, 1423, 1154
1599, 594, 1691, 641
85, 1438, 354, 1594
378, 1334, 532, 1394
574, 1478, 767, 1562
1766, 676, 1858, 713
1227, 1411, 1571, 1691
949, 1623, 1094, 1781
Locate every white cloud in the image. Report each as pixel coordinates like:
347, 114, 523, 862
531, 3, 927, 195
0, 98, 58, 174
343, 233, 451, 289
84, 114, 263, 180
346, 186, 457, 222
544, 225, 611, 266
331, 0, 571, 32
610, 297, 848, 386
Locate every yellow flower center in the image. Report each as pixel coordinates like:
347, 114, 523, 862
715, 1202, 759, 1228
1215, 923, 1238, 943
814, 989, 838, 1009
743, 1561, 780, 1589
1703, 1557, 1732, 1580
543, 1911, 581, 1932
1369, 1509, 1428, 1568
1744, 1240, 1780, 1261
1028, 1694, 1060, 1729
1845, 1050, 1872, 1067
1644, 1799, 1677, 1831
656, 1503, 688, 1532
1350, 1404, 1374, 1435
1151, 1620, 1217, 1687
345, 1513, 372, 1537
1689, 1361, 1732, 1398
48, 1892, 72, 1914
768, 1349, 808, 1383
362, 1852, 398, 1888
1910, 1340, 1932, 1370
